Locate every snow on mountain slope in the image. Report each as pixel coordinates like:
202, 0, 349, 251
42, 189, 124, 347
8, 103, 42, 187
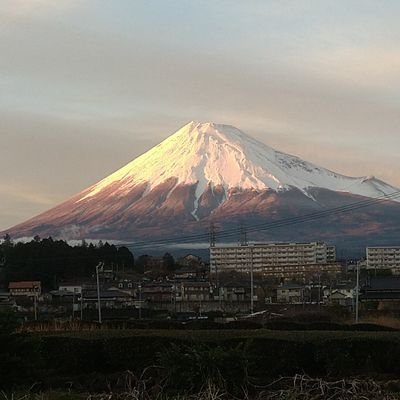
79, 121, 399, 206
4, 120, 400, 242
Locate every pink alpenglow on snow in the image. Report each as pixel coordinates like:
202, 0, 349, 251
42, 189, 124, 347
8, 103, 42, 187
4, 121, 400, 242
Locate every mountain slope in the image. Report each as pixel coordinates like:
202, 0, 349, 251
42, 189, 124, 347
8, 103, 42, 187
4, 121, 400, 242
78, 121, 399, 207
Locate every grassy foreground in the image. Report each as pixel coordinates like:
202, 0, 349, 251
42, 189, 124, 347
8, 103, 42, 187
4, 374, 400, 400
4, 328, 400, 396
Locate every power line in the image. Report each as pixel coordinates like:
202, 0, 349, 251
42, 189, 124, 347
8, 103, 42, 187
118, 189, 400, 251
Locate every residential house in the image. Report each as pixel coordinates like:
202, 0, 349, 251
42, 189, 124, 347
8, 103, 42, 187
360, 277, 400, 310
177, 254, 202, 268
84, 288, 134, 309
9, 281, 41, 297
219, 281, 257, 302
325, 282, 354, 308
0, 291, 15, 311
141, 282, 173, 302
328, 290, 353, 307
58, 284, 82, 294
179, 281, 212, 301
276, 283, 304, 303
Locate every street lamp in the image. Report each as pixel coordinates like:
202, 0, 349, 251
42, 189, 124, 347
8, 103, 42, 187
96, 262, 104, 324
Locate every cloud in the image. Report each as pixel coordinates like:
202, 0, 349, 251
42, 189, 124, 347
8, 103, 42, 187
0, 182, 58, 230
0, 183, 55, 206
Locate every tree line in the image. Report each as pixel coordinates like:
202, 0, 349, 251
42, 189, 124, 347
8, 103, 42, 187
0, 234, 134, 289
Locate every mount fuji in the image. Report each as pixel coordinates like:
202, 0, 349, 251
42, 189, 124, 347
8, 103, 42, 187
4, 121, 400, 246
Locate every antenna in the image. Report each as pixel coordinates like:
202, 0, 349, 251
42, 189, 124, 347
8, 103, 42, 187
209, 222, 216, 248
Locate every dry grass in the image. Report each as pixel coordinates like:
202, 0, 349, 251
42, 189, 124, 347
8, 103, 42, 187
3, 373, 400, 400
256, 374, 400, 399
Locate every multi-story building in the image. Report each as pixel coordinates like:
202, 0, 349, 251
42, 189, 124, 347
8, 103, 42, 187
210, 242, 338, 278
366, 246, 400, 274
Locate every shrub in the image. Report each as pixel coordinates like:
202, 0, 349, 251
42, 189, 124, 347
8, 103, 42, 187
156, 342, 249, 394
351, 323, 397, 331
183, 320, 224, 330
225, 320, 262, 330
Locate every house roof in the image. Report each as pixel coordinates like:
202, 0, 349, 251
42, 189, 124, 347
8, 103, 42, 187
181, 281, 210, 287
330, 290, 351, 298
331, 282, 355, 290
84, 289, 133, 299
9, 281, 41, 289
362, 277, 400, 291
222, 280, 252, 289
360, 292, 400, 300
174, 266, 201, 273
142, 282, 173, 288
278, 283, 304, 290
49, 289, 74, 297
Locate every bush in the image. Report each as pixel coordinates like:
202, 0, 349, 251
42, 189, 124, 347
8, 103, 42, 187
183, 320, 224, 330
225, 320, 262, 330
264, 320, 306, 330
351, 323, 397, 331
288, 311, 334, 323
0, 333, 44, 388
156, 342, 249, 394
0, 311, 44, 388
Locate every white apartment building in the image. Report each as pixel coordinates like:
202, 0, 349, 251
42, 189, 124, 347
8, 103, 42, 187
210, 242, 337, 277
366, 246, 400, 274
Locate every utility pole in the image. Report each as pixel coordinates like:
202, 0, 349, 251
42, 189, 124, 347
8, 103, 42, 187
33, 287, 38, 321
72, 289, 75, 319
240, 224, 253, 313
250, 245, 254, 314
96, 262, 104, 324
318, 273, 321, 311
80, 292, 83, 320
138, 282, 142, 320
355, 260, 360, 323
209, 222, 220, 308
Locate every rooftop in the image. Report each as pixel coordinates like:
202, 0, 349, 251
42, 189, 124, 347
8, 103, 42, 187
9, 281, 41, 289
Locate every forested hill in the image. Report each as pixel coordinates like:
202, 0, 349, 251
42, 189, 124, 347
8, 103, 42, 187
0, 235, 134, 289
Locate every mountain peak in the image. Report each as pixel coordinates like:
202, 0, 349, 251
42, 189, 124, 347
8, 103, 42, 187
78, 122, 399, 206
5, 121, 400, 241
178, 121, 246, 140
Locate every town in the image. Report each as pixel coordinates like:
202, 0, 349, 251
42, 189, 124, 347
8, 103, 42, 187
2, 236, 400, 325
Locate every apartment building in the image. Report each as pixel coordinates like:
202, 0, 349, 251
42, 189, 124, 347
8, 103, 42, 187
210, 242, 338, 278
366, 246, 400, 274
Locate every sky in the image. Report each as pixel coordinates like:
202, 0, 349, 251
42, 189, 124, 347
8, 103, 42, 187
1, 0, 400, 231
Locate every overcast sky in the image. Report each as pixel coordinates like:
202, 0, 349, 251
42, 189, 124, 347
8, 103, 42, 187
1, 0, 400, 231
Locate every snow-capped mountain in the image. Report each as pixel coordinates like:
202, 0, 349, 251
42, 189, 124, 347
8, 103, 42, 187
79, 121, 399, 209
4, 121, 400, 244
